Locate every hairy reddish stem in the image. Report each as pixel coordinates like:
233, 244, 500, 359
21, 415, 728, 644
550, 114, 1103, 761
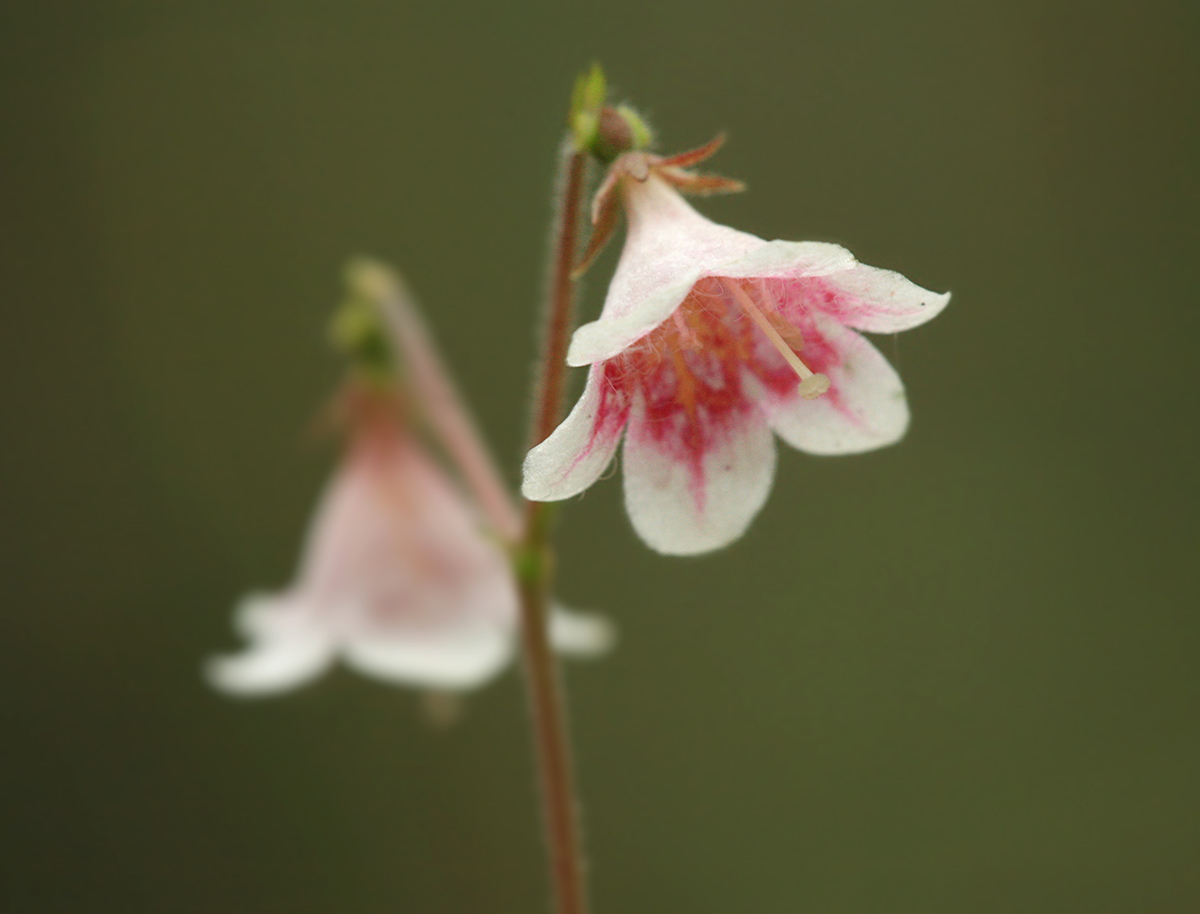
518, 139, 590, 914
530, 142, 588, 451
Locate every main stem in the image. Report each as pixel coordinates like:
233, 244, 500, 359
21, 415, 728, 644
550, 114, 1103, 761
517, 139, 589, 914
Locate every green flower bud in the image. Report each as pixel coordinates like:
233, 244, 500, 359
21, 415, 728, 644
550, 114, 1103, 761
329, 294, 394, 379
591, 104, 655, 162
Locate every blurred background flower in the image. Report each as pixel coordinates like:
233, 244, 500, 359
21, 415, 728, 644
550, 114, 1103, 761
207, 379, 609, 696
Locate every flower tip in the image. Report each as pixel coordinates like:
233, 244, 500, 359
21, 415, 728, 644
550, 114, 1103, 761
571, 63, 607, 113
202, 645, 328, 698
798, 373, 831, 400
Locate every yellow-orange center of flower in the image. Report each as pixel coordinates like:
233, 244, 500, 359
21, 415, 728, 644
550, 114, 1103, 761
610, 277, 830, 407
593, 277, 835, 483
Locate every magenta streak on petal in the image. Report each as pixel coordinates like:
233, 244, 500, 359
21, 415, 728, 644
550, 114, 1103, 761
755, 278, 880, 429
602, 273, 884, 516
606, 280, 772, 514
770, 274, 893, 330
570, 368, 633, 476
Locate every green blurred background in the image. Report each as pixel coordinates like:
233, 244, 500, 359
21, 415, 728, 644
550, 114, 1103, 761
3, 1, 1197, 911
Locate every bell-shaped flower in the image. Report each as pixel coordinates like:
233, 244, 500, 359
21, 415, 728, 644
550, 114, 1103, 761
522, 143, 950, 555
209, 362, 610, 695
209, 391, 610, 695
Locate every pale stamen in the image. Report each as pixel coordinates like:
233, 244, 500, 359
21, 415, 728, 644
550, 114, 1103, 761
723, 280, 830, 399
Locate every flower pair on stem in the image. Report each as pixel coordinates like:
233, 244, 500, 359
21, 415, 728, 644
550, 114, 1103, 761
211, 65, 949, 914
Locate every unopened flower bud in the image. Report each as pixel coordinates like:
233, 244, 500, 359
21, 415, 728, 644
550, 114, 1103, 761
592, 104, 654, 162
329, 295, 393, 378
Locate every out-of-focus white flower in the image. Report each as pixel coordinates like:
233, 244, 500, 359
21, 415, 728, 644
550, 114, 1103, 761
208, 384, 610, 697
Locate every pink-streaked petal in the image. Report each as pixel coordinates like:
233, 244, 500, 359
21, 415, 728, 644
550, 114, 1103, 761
796, 262, 951, 333
343, 625, 514, 690
522, 365, 630, 501
719, 240, 856, 281
206, 596, 336, 696
231, 591, 315, 640
622, 394, 776, 555
568, 177, 763, 366
549, 606, 616, 656
767, 316, 909, 455
300, 428, 519, 631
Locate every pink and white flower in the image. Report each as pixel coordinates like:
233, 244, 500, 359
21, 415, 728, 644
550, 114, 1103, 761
522, 148, 950, 555
209, 392, 610, 695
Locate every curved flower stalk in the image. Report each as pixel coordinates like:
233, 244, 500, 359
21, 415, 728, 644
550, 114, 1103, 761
208, 282, 611, 697
523, 140, 950, 555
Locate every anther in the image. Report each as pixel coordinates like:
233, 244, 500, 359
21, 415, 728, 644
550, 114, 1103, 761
723, 280, 831, 399
796, 373, 831, 399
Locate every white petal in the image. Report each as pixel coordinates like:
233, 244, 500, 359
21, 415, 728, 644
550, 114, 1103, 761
522, 365, 629, 501
205, 596, 335, 696
767, 316, 910, 455
568, 277, 700, 367
809, 262, 951, 333
567, 177, 764, 366
622, 394, 776, 556
549, 606, 616, 656
343, 624, 515, 691
232, 592, 302, 639
720, 239, 856, 280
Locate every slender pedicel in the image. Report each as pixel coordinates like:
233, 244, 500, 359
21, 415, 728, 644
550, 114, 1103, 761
723, 279, 831, 399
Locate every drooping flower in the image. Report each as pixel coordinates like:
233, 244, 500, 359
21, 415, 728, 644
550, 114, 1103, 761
208, 268, 612, 699
208, 387, 610, 695
522, 142, 950, 556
